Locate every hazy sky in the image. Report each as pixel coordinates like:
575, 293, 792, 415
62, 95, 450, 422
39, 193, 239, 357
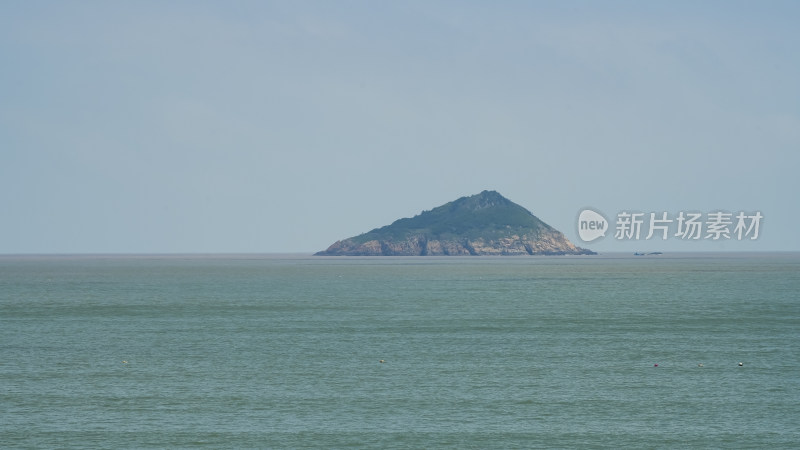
2, 1, 798, 254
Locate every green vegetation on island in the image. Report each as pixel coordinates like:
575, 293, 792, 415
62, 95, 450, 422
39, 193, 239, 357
316, 191, 595, 256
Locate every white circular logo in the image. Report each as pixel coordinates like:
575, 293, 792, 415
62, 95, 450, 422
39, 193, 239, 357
577, 209, 608, 242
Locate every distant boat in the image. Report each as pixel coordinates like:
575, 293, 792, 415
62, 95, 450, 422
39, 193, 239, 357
634, 252, 663, 256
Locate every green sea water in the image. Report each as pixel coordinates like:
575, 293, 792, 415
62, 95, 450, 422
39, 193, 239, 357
1, 253, 798, 448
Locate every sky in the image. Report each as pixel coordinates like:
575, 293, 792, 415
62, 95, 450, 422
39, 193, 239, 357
1, 1, 798, 254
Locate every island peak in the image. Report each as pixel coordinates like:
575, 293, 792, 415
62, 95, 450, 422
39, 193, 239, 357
315, 191, 595, 256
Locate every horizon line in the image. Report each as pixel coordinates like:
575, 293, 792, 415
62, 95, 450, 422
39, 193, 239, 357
1, 250, 798, 258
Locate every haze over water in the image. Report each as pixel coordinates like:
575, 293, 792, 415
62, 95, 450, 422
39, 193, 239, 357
1, 253, 798, 448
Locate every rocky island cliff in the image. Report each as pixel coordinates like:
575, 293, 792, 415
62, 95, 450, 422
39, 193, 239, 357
315, 191, 595, 256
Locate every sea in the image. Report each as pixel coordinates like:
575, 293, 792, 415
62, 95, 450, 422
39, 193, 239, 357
1, 252, 798, 449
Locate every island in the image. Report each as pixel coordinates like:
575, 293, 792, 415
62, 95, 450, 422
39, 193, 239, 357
315, 190, 596, 256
